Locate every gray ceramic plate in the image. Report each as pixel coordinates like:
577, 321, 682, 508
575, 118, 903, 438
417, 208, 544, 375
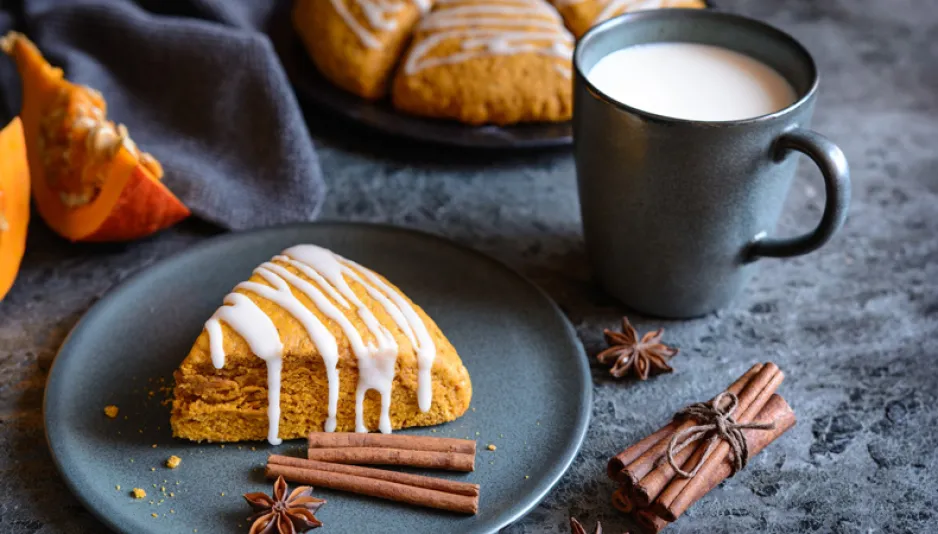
44, 223, 591, 534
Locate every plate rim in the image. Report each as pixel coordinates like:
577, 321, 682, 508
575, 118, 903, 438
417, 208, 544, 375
43, 222, 592, 534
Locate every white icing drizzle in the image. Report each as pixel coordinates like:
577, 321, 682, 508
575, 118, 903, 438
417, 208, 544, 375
203, 245, 438, 443
329, 0, 431, 49
238, 266, 341, 433
403, 0, 573, 77
344, 261, 436, 413
205, 293, 285, 445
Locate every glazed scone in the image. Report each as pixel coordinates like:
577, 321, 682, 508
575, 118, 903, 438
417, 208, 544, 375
171, 244, 472, 443
552, 0, 706, 38
391, 0, 574, 125
293, 0, 432, 99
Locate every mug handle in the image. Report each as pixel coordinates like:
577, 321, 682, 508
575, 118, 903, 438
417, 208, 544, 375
746, 128, 851, 260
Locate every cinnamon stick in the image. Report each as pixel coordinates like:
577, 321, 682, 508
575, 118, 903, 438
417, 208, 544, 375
611, 486, 634, 513
631, 363, 784, 507
266, 463, 479, 514
615, 363, 772, 486
268, 455, 480, 496
308, 432, 476, 455
307, 446, 475, 471
633, 509, 669, 534
651, 394, 796, 522
607, 422, 680, 482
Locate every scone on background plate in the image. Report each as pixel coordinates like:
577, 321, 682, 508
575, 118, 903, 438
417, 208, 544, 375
171, 244, 472, 443
391, 0, 574, 125
293, 0, 432, 99
552, 0, 707, 38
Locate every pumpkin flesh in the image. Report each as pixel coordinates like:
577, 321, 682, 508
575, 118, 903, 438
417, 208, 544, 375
0, 117, 29, 301
1, 32, 189, 242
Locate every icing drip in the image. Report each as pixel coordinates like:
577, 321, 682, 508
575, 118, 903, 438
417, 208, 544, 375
343, 261, 436, 413
238, 266, 341, 433
330, 0, 431, 49
203, 245, 438, 443
205, 293, 284, 445
403, 0, 574, 77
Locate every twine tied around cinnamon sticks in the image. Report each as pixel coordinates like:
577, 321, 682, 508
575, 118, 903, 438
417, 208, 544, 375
605, 363, 796, 531
666, 391, 777, 479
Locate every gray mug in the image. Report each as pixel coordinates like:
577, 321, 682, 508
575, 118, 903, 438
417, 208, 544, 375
573, 9, 850, 318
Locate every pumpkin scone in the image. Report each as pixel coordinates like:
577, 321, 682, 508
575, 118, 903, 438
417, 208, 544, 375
171, 244, 472, 443
293, 0, 432, 100
391, 0, 574, 125
552, 0, 706, 38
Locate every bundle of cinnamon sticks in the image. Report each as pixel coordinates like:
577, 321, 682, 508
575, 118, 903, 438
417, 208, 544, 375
266, 433, 480, 514
606, 363, 796, 532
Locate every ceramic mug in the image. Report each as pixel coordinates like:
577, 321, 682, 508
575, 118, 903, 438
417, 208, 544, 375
573, 9, 850, 318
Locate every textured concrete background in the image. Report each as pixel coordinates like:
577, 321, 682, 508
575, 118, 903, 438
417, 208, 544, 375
0, 0, 936, 532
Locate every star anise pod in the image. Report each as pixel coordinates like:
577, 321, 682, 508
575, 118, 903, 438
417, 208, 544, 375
570, 516, 603, 534
596, 317, 678, 380
243, 475, 325, 534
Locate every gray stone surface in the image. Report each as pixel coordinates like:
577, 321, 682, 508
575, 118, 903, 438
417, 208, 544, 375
1, 0, 936, 532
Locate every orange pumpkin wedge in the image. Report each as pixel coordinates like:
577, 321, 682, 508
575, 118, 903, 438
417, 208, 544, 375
1, 32, 189, 242
0, 117, 29, 301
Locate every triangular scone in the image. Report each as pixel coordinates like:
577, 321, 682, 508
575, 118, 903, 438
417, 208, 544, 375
171, 245, 472, 443
293, 0, 433, 99
551, 0, 706, 38
391, 0, 574, 125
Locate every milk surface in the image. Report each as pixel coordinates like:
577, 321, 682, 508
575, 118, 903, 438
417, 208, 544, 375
587, 42, 797, 121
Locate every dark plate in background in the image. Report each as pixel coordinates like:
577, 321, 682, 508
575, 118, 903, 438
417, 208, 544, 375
275, 33, 573, 149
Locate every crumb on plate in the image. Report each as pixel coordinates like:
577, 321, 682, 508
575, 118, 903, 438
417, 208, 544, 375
104, 405, 119, 418
166, 455, 182, 469
132, 488, 146, 499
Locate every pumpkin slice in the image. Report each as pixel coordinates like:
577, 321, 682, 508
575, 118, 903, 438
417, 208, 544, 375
0, 117, 29, 301
1, 32, 189, 242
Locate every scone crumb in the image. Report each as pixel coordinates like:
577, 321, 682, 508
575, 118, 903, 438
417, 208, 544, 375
151, 444, 158, 448
104, 405, 119, 418
115, 484, 121, 491
166, 455, 182, 469
151, 513, 158, 518
132, 488, 146, 499
150, 467, 156, 472
487, 444, 497, 451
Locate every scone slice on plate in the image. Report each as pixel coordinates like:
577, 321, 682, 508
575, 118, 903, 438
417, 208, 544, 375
171, 244, 472, 443
391, 0, 574, 125
293, 0, 433, 99
551, 0, 706, 38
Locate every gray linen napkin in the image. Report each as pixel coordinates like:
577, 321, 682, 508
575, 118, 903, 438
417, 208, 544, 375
0, 0, 325, 230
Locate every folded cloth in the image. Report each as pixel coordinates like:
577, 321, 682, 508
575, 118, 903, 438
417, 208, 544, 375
0, 0, 325, 230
